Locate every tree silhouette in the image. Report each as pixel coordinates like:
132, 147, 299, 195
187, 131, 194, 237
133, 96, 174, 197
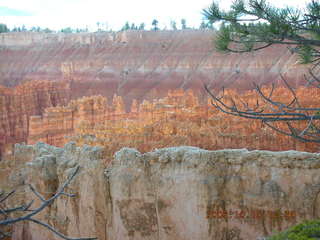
138, 23, 145, 30
121, 21, 130, 31
181, 19, 187, 29
0, 24, 8, 33
152, 19, 159, 31
170, 20, 177, 30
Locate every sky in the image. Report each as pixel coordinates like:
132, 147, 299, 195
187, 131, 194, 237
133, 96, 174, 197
0, 0, 310, 31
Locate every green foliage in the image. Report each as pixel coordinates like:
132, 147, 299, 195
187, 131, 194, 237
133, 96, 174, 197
30, 26, 41, 32
268, 220, 320, 240
29, 26, 54, 33
121, 21, 142, 31
200, 21, 214, 30
130, 23, 136, 30
138, 23, 145, 30
60, 27, 87, 33
76, 28, 89, 33
0, 23, 9, 33
170, 20, 177, 30
121, 21, 130, 31
203, 0, 320, 63
203, 0, 320, 143
215, 23, 232, 52
152, 19, 159, 31
203, 1, 222, 23
181, 19, 187, 29
12, 27, 21, 32
200, 21, 207, 29
60, 27, 73, 33
10, 25, 28, 32
298, 45, 314, 64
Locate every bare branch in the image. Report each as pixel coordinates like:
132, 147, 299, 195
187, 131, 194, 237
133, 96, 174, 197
29, 218, 97, 240
29, 184, 46, 202
299, 117, 315, 137
264, 121, 320, 143
0, 165, 97, 240
308, 68, 320, 87
280, 74, 300, 108
0, 201, 34, 215
254, 82, 320, 111
0, 191, 15, 204
61, 192, 76, 198
204, 82, 320, 143
203, 0, 320, 144
0, 230, 10, 239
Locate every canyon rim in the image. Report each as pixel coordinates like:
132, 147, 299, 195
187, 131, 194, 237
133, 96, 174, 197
0, 30, 319, 240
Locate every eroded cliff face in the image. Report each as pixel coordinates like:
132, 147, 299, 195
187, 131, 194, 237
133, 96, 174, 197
0, 81, 70, 157
11, 142, 320, 240
6, 142, 107, 240
28, 88, 320, 153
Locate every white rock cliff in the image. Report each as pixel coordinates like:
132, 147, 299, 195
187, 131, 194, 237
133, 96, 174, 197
10, 143, 320, 240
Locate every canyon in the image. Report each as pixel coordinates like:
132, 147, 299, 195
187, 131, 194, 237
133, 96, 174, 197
0, 30, 320, 239
0, 30, 309, 93
27, 88, 320, 155
0, 30, 319, 156
0, 81, 69, 157
7, 142, 320, 240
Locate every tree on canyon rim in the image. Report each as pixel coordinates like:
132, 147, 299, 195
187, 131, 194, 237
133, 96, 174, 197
0, 24, 9, 33
203, 0, 320, 143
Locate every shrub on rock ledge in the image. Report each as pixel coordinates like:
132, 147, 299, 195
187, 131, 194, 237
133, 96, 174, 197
268, 219, 320, 240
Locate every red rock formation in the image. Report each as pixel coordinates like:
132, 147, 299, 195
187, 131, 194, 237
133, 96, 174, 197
28, 95, 106, 146
0, 80, 70, 156
1, 31, 319, 156
0, 31, 313, 108
28, 88, 320, 156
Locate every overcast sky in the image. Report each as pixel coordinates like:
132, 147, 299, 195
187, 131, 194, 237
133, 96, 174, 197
0, 0, 310, 31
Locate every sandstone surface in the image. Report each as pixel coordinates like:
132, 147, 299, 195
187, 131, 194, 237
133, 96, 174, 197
9, 142, 320, 240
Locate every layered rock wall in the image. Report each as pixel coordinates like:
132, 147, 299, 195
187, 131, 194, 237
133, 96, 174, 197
27, 94, 126, 146
0, 81, 69, 157
0, 31, 312, 104
11, 143, 320, 240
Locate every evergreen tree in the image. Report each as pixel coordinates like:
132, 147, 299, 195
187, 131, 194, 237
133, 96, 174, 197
130, 23, 137, 30
60, 27, 73, 33
152, 19, 159, 31
96, 21, 101, 32
0, 24, 9, 33
203, 0, 320, 143
199, 21, 214, 30
138, 23, 145, 30
43, 28, 53, 33
170, 20, 177, 30
121, 21, 130, 31
181, 19, 187, 29
199, 21, 207, 29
